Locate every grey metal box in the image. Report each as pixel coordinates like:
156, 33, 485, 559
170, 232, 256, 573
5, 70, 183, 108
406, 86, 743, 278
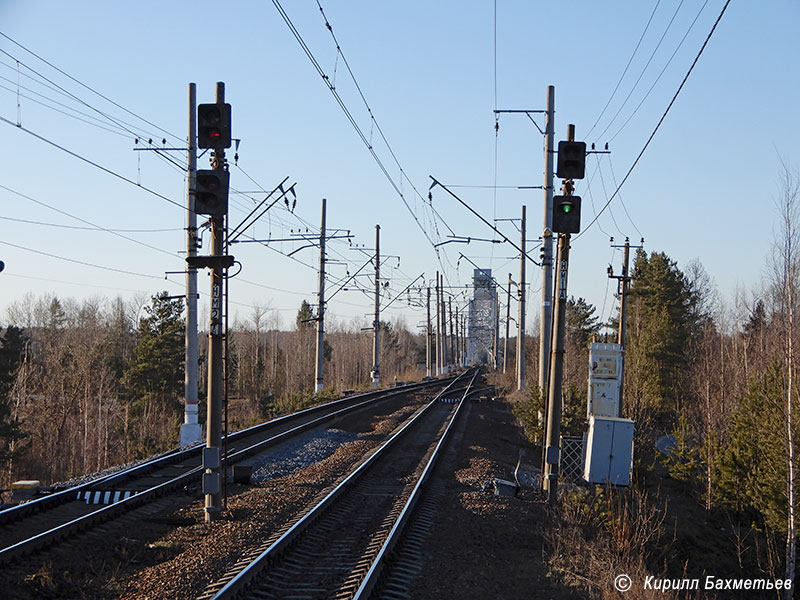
583, 416, 634, 486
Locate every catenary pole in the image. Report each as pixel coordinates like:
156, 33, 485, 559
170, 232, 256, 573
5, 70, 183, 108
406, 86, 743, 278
504, 273, 511, 374
517, 204, 527, 390
426, 287, 432, 378
539, 86, 555, 404
315, 198, 327, 393
448, 296, 455, 372
181, 82, 202, 446
370, 224, 381, 387
435, 271, 442, 375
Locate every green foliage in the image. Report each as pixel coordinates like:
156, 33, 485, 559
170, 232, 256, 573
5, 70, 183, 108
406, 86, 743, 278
717, 362, 787, 530
567, 297, 601, 349
513, 385, 544, 444
626, 250, 698, 412
123, 292, 185, 402
121, 292, 185, 455
663, 410, 702, 485
296, 300, 314, 332
0, 326, 28, 466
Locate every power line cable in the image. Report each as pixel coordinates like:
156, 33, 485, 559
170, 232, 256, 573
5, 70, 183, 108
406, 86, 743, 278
0, 115, 188, 212
576, 0, 731, 240
0, 183, 179, 257
0, 31, 182, 143
586, 0, 662, 139
314, 1, 458, 240
0, 214, 180, 233
595, 0, 686, 142
608, 0, 710, 143
605, 154, 644, 239
0, 239, 168, 279
0, 79, 131, 137
273, 0, 457, 287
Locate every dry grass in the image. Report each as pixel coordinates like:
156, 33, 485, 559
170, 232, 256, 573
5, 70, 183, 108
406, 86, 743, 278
544, 484, 680, 599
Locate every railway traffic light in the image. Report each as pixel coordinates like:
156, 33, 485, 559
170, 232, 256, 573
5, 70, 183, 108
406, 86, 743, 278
194, 169, 230, 216
552, 195, 581, 234
198, 103, 232, 149
556, 141, 586, 180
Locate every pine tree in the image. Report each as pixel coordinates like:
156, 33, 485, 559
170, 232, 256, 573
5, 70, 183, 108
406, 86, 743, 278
0, 326, 28, 483
718, 362, 787, 530
121, 292, 185, 457
625, 250, 698, 414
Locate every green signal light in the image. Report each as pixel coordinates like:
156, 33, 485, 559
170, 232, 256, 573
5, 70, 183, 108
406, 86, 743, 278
560, 202, 573, 213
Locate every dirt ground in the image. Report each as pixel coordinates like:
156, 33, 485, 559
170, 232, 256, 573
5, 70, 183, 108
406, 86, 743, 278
408, 397, 585, 600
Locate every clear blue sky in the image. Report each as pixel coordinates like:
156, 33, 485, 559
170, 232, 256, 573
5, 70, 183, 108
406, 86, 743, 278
1, 1, 797, 333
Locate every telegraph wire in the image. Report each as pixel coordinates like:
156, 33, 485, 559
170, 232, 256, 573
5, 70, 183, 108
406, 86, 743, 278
595, 159, 624, 237
595, 0, 687, 142
0, 31, 182, 143
606, 154, 644, 240
0, 183, 179, 258
4, 272, 170, 295
0, 47, 190, 177
0, 115, 187, 212
607, 0, 710, 144
586, 0, 662, 139
0, 79, 131, 137
0, 49, 179, 147
581, 157, 614, 239
0, 57, 160, 139
314, 1, 457, 240
0, 239, 167, 280
575, 0, 731, 240
273, 0, 455, 284
0, 215, 180, 233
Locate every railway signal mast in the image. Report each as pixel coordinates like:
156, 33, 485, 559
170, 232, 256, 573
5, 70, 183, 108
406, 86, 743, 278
186, 82, 234, 523
543, 124, 585, 505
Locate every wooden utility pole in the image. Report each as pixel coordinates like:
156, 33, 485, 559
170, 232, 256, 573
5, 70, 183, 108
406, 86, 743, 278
617, 238, 630, 417
608, 236, 641, 417
181, 82, 202, 447
314, 198, 327, 393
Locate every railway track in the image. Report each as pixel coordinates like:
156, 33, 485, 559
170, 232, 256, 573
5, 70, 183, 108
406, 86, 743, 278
0, 376, 454, 566
201, 368, 484, 600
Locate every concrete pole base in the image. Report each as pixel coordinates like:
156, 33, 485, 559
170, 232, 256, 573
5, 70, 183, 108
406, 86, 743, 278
180, 422, 203, 447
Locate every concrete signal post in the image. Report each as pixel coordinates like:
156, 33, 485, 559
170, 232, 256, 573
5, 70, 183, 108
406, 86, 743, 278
185, 82, 234, 523
543, 124, 585, 505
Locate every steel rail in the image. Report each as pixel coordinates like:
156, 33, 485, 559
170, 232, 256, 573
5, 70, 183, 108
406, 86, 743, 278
210, 369, 476, 600
0, 376, 456, 564
353, 369, 484, 599
0, 376, 449, 528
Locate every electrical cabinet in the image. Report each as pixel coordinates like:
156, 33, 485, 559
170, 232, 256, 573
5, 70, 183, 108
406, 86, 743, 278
587, 343, 623, 418
583, 415, 634, 486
